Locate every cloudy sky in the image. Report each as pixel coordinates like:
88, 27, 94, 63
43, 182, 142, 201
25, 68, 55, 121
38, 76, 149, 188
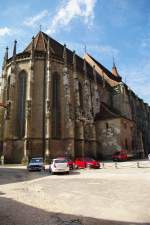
0, 0, 150, 103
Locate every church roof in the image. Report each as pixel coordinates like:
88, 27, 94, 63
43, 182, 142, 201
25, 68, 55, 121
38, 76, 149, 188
23, 31, 106, 82
20, 31, 115, 91
85, 54, 122, 83
95, 102, 119, 121
95, 102, 134, 122
24, 31, 60, 54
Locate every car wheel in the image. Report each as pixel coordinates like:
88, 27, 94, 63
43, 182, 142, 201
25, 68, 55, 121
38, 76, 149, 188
86, 164, 91, 169
50, 170, 54, 175
66, 171, 69, 175
42, 167, 45, 172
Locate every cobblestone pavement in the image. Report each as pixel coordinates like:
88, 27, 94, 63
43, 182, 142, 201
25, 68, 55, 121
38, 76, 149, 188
0, 161, 150, 225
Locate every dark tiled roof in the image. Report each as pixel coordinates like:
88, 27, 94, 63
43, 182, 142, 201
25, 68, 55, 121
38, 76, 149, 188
24, 32, 105, 82
95, 102, 120, 121
7, 32, 112, 92
87, 54, 122, 82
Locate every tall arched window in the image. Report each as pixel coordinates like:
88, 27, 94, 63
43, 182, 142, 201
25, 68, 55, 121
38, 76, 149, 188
7, 76, 11, 100
17, 71, 27, 138
79, 81, 83, 110
52, 72, 61, 138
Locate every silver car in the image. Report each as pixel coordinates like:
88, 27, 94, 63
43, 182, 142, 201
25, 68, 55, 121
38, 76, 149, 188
27, 157, 45, 171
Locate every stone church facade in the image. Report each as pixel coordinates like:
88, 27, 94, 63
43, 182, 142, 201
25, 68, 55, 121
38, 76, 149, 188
1, 31, 150, 163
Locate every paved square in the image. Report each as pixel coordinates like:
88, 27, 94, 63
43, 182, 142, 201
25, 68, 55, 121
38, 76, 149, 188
0, 161, 150, 225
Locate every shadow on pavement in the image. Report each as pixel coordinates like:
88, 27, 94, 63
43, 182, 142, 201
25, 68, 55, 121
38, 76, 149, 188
0, 167, 49, 185
0, 196, 149, 225
0, 167, 80, 185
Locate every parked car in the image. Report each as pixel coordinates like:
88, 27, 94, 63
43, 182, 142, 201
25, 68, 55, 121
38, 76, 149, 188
66, 159, 75, 170
75, 158, 100, 169
49, 158, 70, 174
112, 150, 128, 161
27, 157, 45, 171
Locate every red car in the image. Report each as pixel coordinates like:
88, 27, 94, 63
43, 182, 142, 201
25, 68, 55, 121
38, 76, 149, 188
75, 158, 100, 169
67, 159, 75, 170
112, 150, 128, 161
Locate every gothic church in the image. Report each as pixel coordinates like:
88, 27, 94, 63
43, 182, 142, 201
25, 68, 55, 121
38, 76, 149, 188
1, 31, 150, 163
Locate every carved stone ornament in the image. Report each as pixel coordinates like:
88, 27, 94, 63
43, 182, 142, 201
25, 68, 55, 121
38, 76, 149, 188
63, 67, 68, 73
69, 103, 74, 120
11, 63, 16, 73
46, 100, 51, 118
46, 100, 51, 112
5, 100, 12, 119
26, 100, 32, 118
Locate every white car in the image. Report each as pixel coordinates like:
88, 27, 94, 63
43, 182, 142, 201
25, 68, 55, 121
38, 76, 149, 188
49, 158, 69, 174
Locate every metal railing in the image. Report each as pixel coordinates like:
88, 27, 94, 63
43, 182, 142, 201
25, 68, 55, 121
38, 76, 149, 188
101, 160, 150, 169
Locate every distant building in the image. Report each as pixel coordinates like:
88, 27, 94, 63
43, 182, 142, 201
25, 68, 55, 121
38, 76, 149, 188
0, 31, 149, 163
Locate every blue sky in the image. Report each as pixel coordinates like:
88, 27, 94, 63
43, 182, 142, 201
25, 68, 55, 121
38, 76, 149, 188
0, 0, 150, 103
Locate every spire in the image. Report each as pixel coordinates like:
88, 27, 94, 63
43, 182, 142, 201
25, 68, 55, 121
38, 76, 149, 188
31, 36, 35, 59
113, 56, 115, 68
112, 57, 119, 77
47, 38, 51, 59
2, 47, 8, 69
39, 24, 42, 32
13, 40, 17, 60
63, 44, 67, 66
83, 59, 87, 76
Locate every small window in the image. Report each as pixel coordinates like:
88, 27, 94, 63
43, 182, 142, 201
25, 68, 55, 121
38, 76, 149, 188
106, 122, 109, 129
52, 72, 61, 138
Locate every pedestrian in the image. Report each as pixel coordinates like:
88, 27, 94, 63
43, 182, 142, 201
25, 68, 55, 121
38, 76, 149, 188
148, 153, 150, 160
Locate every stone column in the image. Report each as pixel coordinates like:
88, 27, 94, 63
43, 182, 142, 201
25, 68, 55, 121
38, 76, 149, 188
82, 60, 94, 157
1, 47, 8, 158
92, 66, 100, 158
23, 37, 34, 162
9, 40, 17, 138
93, 65, 100, 116
83, 59, 93, 120
45, 38, 52, 161
63, 44, 74, 157
73, 51, 84, 158
1, 47, 8, 111
73, 51, 80, 119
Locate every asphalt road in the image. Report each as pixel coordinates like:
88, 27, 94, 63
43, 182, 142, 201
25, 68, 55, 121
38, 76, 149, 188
0, 161, 150, 225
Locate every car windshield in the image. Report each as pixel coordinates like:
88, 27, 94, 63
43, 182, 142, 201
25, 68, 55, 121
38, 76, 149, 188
30, 158, 43, 163
55, 159, 67, 163
85, 158, 95, 162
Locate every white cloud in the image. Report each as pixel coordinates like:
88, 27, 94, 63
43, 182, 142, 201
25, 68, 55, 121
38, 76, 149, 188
24, 10, 48, 27
65, 41, 119, 59
89, 44, 119, 57
46, 0, 97, 34
0, 27, 11, 37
